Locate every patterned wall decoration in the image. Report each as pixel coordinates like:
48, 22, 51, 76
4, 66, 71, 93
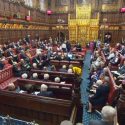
56, 0, 68, 6
68, 4, 99, 44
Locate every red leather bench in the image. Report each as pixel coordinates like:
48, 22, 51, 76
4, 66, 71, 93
0, 66, 18, 90
107, 67, 117, 104
0, 48, 37, 90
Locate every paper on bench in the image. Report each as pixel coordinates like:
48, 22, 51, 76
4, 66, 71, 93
111, 71, 121, 76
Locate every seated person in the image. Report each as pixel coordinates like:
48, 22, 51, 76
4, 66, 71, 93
21, 83, 34, 94
30, 73, 39, 80
119, 45, 125, 56
6, 48, 19, 62
43, 74, 50, 82
89, 80, 103, 94
107, 49, 115, 61
59, 65, 67, 72
55, 77, 61, 83
21, 73, 28, 79
7, 83, 20, 92
61, 42, 67, 52
20, 50, 30, 62
103, 44, 110, 56
13, 62, 21, 77
67, 68, 73, 73
109, 52, 120, 66
76, 43, 82, 52
54, 52, 62, 61
7, 83, 15, 91
25, 49, 32, 58
35, 84, 53, 97
20, 59, 31, 72
89, 106, 117, 125
32, 63, 38, 69
32, 52, 42, 68
6, 48, 15, 57
42, 66, 48, 71
112, 60, 125, 77
87, 76, 110, 112
69, 64, 82, 76
8, 56, 15, 65
50, 65, 56, 71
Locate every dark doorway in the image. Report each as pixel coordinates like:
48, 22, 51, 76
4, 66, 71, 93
57, 32, 65, 43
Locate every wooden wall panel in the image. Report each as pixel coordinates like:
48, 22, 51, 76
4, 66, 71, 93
0, 29, 51, 44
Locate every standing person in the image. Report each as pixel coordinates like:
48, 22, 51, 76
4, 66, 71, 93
49, 37, 53, 44
61, 42, 67, 52
104, 33, 112, 45
66, 41, 71, 52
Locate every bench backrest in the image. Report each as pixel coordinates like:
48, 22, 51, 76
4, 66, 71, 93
0, 90, 73, 125
0, 66, 13, 83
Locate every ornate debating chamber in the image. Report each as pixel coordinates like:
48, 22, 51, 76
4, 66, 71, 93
0, 0, 125, 125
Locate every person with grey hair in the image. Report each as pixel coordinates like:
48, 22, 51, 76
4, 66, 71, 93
59, 65, 67, 72
87, 76, 110, 112
43, 74, 50, 82
60, 120, 73, 125
30, 73, 39, 80
32, 63, 37, 69
21, 73, 28, 79
55, 77, 61, 83
36, 84, 53, 97
89, 105, 117, 125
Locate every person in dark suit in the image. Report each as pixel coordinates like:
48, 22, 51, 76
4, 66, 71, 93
42, 73, 50, 82
36, 84, 53, 97
12, 62, 21, 77
76, 43, 82, 52
30, 73, 39, 80
89, 106, 117, 125
32, 53, 42, 68
66, 41, 71, 52
109, 52, 120, 66
87, 76, 110, 112
118, 60, 125, 75
20, 50, 30, 63
20, 59, 31, 73
59, 65, 67, 72
6, 48, 14, 57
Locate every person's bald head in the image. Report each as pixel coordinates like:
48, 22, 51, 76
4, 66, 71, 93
60, 120, 73, 125
8, 83, 15, 91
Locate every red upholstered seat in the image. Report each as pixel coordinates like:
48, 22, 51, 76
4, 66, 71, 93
110, 54, 125, 70
0, 77, 18, 90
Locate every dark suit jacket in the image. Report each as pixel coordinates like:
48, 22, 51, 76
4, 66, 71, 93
90, 83, 110, 106
89, 120, 114, 125
13, 66, 21, 77
37, 91, 53, 97
32, 56, 41, 64
7, 51, 13, 57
